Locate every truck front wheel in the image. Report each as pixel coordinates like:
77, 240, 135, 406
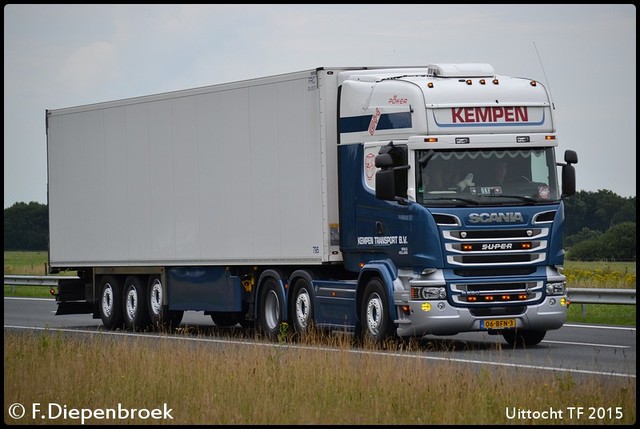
99, 275, 124, 330
502, 329, 546, 347
147, 276, 183, 331
359, 277, 394, 345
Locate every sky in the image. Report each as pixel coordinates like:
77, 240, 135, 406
4, 4, 636, 208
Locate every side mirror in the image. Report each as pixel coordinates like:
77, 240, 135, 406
562, 164, 576, 197
561, 150, 577, 197
376, 169, 396, 201
373, 144, 410, 202
564, 150, 578, 164
375, 153, 394, 169
375, 154, 396, 201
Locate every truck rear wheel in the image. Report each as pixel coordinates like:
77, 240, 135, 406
123, 276, 151, 331
258, 277, 284, 340
99, 275, 124, 330
359, 277, 394, 345
502, 329, 546, 347
147, 276, 184, 331
291, 278, 314, 336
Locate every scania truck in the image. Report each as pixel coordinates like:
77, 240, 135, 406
47, 64, 577, 346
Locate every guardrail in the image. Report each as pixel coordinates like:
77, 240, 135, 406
4, 275, 76, 288
566, 287, 636, 319
4, 275, 636, 305
566, 288, 636, 305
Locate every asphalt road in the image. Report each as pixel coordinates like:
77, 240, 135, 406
4, 297, 636, 381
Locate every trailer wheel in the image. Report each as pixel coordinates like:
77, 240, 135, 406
502, 329, 546, 347
360, 277, 393, 345
123, 276, 150, 331
291, 278, 314, 335
147, 276, 184, 331
258, 277, 283, 340
99, 275, 124, 330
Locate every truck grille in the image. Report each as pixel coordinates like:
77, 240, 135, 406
450, 281, 543, 305
443, 228, 548, 267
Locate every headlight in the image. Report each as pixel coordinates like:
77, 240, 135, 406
411, 286, 446, 300
546, 282, 565, 296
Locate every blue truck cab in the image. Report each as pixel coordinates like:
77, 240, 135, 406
334, 64, 577, 346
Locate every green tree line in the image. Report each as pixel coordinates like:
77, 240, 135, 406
4, 190, 636, 260
4, 201, 48, 251
563, 190, 636, 261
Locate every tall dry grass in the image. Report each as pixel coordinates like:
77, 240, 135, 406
4, 330, 635, 425
564, 261, 636, 289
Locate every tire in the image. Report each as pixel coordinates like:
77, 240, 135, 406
502, 329, 546, 347
359, 277, 394, 345
291, 278, 314, 335
99, 275, 124, 330
147, 275, 184, 331
123, 276, 150, 331
258, 277, 284, 340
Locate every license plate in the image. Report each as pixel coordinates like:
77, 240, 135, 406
480, 319, 516, 329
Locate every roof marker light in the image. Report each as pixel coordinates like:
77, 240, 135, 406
530, 80, 537, 86
492, 79, 499, 85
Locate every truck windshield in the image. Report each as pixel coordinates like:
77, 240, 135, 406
416, 148, 560, 206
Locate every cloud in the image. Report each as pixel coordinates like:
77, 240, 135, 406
57, 41, 120, 93
3, 4, 636, 207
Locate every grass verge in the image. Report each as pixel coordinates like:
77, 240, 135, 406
3, 330, 636, 425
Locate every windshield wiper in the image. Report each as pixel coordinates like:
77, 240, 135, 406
425, 197, 481, 205
491, 194, 538, 203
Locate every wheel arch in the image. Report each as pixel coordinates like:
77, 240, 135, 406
287, 268, 317, 322
254, 269, 289, 323
287, 269, 316, 300
356, 260, 399, 323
